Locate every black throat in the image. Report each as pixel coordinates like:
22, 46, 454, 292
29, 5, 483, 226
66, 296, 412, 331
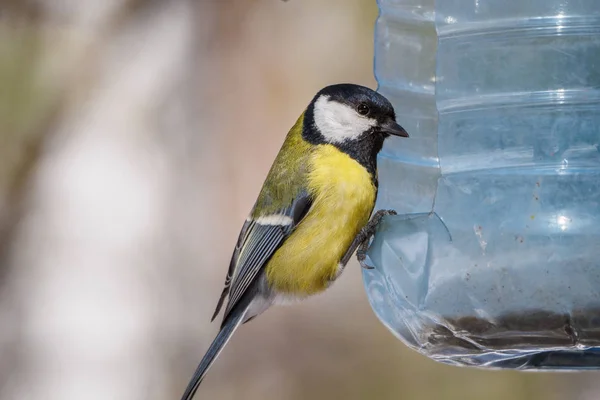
302, 104, 384, 186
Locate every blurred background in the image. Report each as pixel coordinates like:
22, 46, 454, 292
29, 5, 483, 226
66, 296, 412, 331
1, 0, 599, 399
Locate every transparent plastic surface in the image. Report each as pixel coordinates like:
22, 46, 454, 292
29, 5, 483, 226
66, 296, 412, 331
367, 0, 600, 369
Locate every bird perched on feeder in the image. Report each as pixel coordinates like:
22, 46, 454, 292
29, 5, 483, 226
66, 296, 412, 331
181, 83, 408, 400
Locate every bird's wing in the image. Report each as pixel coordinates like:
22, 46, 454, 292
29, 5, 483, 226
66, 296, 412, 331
210, 218, 252, 322
211, 190, 313, 323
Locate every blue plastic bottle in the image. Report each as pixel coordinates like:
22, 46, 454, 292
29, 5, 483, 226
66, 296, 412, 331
367, 0, 600, 368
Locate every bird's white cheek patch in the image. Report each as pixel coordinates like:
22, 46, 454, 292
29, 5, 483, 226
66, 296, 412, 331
255, 214, 293, 226
313, 95, 377, 143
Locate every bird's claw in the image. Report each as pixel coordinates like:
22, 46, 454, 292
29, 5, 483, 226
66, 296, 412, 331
356, 209, 397, 270
357, 250, 374, 269
339, 209, 397, 272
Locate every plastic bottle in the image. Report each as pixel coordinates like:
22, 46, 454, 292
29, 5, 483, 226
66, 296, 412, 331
367, 0, 600, 368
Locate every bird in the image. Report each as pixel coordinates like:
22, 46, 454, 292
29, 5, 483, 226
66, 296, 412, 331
180, 83, 408, 400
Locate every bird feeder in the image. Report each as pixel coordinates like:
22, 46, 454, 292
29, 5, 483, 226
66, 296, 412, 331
366, 0, 600, 368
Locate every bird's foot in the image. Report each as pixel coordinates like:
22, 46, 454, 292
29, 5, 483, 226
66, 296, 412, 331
357, 209, 397, 269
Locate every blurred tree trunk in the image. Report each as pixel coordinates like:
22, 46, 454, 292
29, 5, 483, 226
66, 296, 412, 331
0, 2, 50, 281
0, 1, 217, 399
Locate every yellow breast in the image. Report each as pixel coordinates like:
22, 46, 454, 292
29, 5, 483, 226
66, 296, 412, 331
265, 144, 377, 295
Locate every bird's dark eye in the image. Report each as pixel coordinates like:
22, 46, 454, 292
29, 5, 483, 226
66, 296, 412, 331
357, 103, 370, 116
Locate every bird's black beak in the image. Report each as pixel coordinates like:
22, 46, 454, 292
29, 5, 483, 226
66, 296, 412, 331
380, 120, 409, 138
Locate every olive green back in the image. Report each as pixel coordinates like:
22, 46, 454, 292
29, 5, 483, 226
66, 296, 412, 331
251, 113, 312, 217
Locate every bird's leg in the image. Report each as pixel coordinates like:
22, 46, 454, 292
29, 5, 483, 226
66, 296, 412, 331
356, 209, 397, 269
339, 209, 397, 270
356, 238, 373, 269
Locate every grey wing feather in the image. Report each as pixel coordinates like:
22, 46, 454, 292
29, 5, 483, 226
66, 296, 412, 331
214, 191, 312, 323
211, 219, 252, 322
223, 224, 286, 318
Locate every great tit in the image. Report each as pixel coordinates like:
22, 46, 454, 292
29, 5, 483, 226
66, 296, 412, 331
181, 83, 408, 400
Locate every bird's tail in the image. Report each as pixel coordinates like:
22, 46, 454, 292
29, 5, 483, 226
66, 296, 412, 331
180, 308, 247, 400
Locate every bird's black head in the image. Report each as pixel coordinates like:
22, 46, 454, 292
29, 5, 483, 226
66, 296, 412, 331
302, 83, 408, 176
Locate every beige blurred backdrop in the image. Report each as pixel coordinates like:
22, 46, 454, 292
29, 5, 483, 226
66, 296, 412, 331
0, 1, 599, 399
